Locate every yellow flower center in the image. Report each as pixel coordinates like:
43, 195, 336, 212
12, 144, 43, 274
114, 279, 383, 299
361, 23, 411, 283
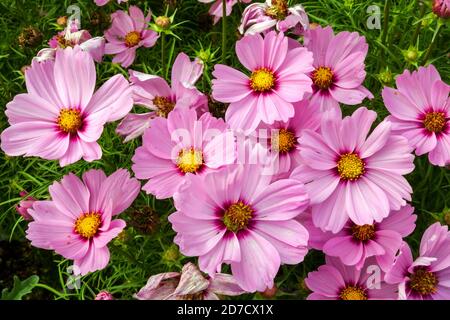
57, 108, 82, 134
153, 96, 175, 118
337, 153, 365, 181
312, 66, 334, 90
223, 202, 253, 233
410, 268, 438, 296
351, 224, 375, 241
423, 112, 446, 133
124, 31, 141, 47
177, 148, 203, 174
250, 68, 276, 92
265, 0, 289, 20
75, 212, 102, 239
339, 286, 368, 300
272, 129, 296, 153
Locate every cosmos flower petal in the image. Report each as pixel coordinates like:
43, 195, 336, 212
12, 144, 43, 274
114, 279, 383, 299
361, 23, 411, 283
212, 65, 251, 103
48, 173, 90, 220
225, 96, 261, 134
253, 179, 309, 220
263, 31, 288, 71
208, 273, 246, 296
430, 80, 450, 111
74, 243, 110, 276
378, 205, 416, 237
323, 236, 364, 266
235, 32, 264, 71
116, 113, 155, 142
311, 185, 349, 233
172, 262, 210, 296
25, 59, 64, 108
429, 134, 450, 166
5, 93, 58, 125
0, 122, 67, 158
305, 265, 344, 298
359, 120, 391, 158
85, 74, 133, 122
53, 47, 96, 109
384, 242, 414, 284
382, 87, 423, 120
231, 230, 280, 292
198, 232, 241, 275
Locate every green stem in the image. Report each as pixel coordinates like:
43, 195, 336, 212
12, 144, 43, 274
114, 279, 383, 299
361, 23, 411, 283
222, 0, 226, 63
423, 22, 443, 64
114, 244, 141, 266
161, 33, 166, 76
411, 0, 425, 45
381, 0, 391, 46
379, 0, 391, 68
35, 283, 67, 299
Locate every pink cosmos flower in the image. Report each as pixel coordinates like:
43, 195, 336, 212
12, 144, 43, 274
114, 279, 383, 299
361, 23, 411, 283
35, 19, 105, 63
116, 52, 207, 142
0, 47, 133, 167
135, 262, 246, 300
291, 107, 415, 233
16, 191, 36, 221
256, 99, 321, 178
239, 0, 309, 36
95, 291, 114, 300
25, 169, 140, 275
385, 223, 450, 300
382, 65, 450, 166
104, 6, 159, 68
168, 148, 310, 292
95, 0, 128, 6
199, 0, 252, 24
132, 108, 236, 199
299, 205, 417, 271
212, 31, 314, 134
304, 26, 373, 114
305, 256, 397, 300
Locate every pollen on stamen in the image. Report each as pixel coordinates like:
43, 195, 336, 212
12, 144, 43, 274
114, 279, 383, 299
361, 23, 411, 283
409, 268, 439, 296
272, 129, 296, 153
223, 201, 253, 233
312, 66, 334, 90
124, 31, 141, 47
153, 96, 175, 118
74, 212, 102, 239
337, 153, 365, 181
351, 224, 375, 242
339, 286, 367, 300
57, 108, 82, 134
265, 0, 289, 20
177, 148, 203, 174
250, 68, 276, 92
423, 111, 446, 133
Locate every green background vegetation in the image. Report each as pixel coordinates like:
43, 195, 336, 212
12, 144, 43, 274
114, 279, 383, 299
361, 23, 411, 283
0, 0, 449, 299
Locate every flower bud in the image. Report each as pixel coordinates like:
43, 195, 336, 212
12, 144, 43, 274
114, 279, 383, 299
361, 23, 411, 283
162, 244, 180, 264
57, 16, 68, 26
402, 46, 421, 64
155, 16, 171, 30
95, 291, 114, 300
260, 285, 277, 298
377, 68, 393, 86
433, 0, 450, 19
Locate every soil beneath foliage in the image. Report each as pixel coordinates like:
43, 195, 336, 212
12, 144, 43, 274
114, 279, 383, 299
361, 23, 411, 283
0, 240, 57, 299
